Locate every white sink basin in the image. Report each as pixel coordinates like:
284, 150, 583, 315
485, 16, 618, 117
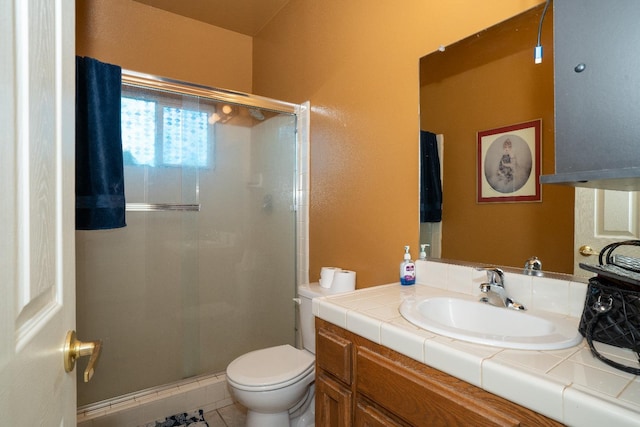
399, 295, 582, 350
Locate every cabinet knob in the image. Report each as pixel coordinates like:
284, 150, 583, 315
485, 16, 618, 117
574, 63, 586, 73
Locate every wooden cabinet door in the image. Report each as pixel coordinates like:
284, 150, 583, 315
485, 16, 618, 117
316, 373, 352, 427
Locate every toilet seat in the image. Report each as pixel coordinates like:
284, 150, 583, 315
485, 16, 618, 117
227, 344, 315, 392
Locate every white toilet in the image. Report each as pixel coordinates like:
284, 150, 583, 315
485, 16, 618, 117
226, 283, 332, 427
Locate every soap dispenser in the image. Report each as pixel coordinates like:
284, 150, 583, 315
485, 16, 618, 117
400, 245, 416, 285
419, 244, 430, 261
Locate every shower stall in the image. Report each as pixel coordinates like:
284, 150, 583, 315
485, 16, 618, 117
75, 72, 309, 411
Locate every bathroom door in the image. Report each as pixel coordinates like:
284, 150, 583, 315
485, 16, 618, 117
574, 187, 640, 277
0, 0, 78, 424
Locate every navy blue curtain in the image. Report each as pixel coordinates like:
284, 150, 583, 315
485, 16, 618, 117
420, 130, 443, 222
75, 56, 126, 230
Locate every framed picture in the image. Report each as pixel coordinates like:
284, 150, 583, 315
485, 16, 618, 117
477, 120, 541, 203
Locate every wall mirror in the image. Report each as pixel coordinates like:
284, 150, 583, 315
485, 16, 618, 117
419, 4, 576, 274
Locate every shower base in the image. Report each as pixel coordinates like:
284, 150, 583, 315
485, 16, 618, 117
77, 372, 233, 427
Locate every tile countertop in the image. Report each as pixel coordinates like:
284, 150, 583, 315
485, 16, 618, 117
312, 259, 640, 427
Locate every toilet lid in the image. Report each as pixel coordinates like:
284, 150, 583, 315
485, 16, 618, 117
226, 344, 315, 389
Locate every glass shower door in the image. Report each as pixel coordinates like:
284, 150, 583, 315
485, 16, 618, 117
75, 85, 298, 407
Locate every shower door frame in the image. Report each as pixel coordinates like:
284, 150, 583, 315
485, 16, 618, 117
76, 71, 311, 414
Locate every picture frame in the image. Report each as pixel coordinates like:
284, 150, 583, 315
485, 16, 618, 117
476, 119, 541, 203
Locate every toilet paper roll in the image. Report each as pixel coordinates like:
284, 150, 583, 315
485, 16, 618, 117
329, 270, 356, 293
319, 266, 341, 288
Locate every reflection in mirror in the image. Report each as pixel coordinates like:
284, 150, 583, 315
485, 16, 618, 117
419, 4, 575, 274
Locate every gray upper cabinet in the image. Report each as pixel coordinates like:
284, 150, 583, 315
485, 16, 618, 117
541, 0, 640, 190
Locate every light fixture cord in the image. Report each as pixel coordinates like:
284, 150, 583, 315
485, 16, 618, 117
537, 0, 551, 47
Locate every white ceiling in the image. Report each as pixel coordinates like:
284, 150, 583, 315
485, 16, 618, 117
133, 0, 291, 36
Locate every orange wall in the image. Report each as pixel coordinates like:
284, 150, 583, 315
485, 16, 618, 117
420, 6, 574, 273
77, 0, 554, 287
76, 0, 253, 93
252, 0, 550, 286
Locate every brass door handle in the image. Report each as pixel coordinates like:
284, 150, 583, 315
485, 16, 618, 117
579, 245, 599, 257
63, 330, 102, 382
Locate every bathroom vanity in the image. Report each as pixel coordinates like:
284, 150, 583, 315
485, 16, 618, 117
313, 260, 640, 426
316, 318, 561, 426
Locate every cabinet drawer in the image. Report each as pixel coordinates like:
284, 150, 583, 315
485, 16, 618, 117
355, 398, 407, 427
356, 346, 518, 427
316, 328, 352, 385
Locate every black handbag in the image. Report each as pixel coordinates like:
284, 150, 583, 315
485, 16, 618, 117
578, 240, 640, 375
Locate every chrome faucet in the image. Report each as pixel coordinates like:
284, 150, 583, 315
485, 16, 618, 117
523, 256, 543, 276
476, 267, 526, 311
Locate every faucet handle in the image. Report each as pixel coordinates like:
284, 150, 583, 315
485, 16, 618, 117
524, 256, 543, 276
475, 267, 504, 285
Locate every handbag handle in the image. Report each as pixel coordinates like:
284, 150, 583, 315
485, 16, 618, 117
585, 307, 640, 375
599, 240, 640, 272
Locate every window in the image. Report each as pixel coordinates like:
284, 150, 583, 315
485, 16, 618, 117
121, 85, 213, 168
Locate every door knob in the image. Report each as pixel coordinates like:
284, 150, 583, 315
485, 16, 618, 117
579, 245, 599, 256
63, 330, 102, 382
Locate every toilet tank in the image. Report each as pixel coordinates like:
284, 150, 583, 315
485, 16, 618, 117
297, 283, 334, 354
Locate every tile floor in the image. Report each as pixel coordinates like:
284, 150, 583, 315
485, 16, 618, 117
203, 402, 247, 427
